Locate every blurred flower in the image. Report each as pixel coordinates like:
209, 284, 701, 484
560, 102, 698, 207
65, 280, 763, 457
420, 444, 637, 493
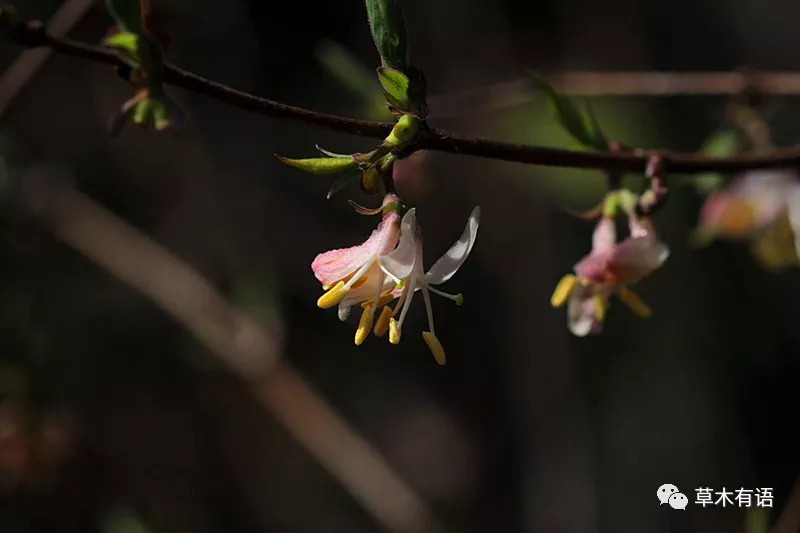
377, 206, 480, 365
552, 211, 669, 336
312, 195, 403, 345
696, 170, 800, 270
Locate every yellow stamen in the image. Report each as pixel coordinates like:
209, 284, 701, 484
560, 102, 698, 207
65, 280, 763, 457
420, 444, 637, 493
389, 318, 401, 344
594, 295, 608, 321
361, 289, 396, 309
551, 274, 578, 308
373, 306, 393, 337
317, 281, 349, 309
422, 331, 446, 366
355, 304, 375, 345
617, 287, 652, 318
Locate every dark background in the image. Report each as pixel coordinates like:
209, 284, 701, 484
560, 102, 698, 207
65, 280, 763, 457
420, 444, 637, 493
0, 0, 799, 532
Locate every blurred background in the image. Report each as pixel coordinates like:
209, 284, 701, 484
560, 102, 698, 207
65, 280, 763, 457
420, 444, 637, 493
1, 0, 799, 532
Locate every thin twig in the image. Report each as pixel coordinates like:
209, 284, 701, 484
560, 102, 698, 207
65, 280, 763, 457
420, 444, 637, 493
9, 22, 800, 175
0, 0, 97, 115
20, 171, 446, 533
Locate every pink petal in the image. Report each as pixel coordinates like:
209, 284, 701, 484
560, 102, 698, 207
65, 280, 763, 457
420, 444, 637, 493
574, 251, 612, 284
608, 234, 668, 284
312, 212, 401, 286
592, 217, 617, 254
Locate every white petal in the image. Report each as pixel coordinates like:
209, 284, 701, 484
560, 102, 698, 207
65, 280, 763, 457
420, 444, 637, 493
425, 206, 480, 285
379, 208, 418, 280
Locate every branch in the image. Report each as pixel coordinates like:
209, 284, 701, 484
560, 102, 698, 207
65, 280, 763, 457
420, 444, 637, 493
9, 21, 800, 174
21, 169, 446, 533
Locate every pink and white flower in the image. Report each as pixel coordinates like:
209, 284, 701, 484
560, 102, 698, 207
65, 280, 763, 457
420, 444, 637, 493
697, 171, 800, 269
552, 213, 669, 336
312, 194, 402, 344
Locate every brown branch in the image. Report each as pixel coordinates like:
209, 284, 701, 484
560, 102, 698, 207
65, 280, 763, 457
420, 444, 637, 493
9, 21, 800, 174
21, 170, 446, 533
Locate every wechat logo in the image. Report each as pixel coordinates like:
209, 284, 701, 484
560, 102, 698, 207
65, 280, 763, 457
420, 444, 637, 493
658, 483, 688, 510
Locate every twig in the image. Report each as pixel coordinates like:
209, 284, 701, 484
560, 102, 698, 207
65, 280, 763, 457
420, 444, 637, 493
9, 22, 800, 176
0, 0, 97, 116
20, 171, 446, 533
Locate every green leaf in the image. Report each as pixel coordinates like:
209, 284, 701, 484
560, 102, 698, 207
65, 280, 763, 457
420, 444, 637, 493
103, 31, 141, 64
377, 67, 411, 111
104, 0, 145, 34
533, 75, 607, 150
583, 100, 608, 149
365, 0, 407, 71
694, 128, 742, 194
276, 155, 359, 175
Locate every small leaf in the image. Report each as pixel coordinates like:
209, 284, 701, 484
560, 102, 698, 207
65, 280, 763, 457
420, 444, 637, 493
532, 75, 606, 150
132, 98, 153, 126
315, 145, 353, 158
377, 67, 411, 111
347, 199, 384, 215
583, 100, 608, 149
694, 128, 741, 194
103, 31, 142, 64
365, 0, 407, 70
276, 155, 359, 175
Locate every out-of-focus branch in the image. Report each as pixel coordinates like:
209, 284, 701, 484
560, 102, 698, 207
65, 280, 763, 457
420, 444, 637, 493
0, 0, 97, 116
9, 22, 800, 174
19, 172, 445, 533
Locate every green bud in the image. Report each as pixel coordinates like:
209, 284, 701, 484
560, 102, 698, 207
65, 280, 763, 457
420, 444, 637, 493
103, 31, 142, 65
360, 164, 385, 195
276, 155, 359, 175
365, 0, 407, 71
132, 98, 153, 126
385, 114, 420, 147
601, 192, 619, 218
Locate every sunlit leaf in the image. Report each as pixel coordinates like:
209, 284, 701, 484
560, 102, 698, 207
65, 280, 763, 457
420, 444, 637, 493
377, 67, 412, 111
276, 155, 359, 175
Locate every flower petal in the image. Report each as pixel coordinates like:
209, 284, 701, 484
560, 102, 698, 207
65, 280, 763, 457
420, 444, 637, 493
567, 284, 606, 337
312, 211, 400, 286
609, 234, 669, 285
425, 206, 480, 285
592, 216, 617, 253
379, 209, 418, 280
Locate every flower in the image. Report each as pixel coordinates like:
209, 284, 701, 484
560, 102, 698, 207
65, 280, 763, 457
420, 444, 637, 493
311, 194, 402, 344
551, 212, 669, 336
696, 171, 800, 269
375, 206, 481, 365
